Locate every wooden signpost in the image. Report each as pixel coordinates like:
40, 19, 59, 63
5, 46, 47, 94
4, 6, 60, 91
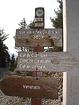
31, 98, 42, 105
0, 7, 64, 105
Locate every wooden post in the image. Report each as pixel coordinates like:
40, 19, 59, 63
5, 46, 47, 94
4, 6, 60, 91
33, 45, 44, 52
31, 98, 42, 105
31, 45, 44, 105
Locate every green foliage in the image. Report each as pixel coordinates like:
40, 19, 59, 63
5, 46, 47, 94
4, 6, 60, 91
26, 71, 32, 76
0, 28, 10, 68
18, 18, 36, 29
18, 18, 27, 29
50, 0, 63, 51
0, 29, 8, 41
16, 70, 21, 75
9, 54, 17, 71
27, 20, 36, 29
51, 0, 63, 28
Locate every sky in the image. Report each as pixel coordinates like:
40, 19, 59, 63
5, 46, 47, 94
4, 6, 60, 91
0, 0, 59, 55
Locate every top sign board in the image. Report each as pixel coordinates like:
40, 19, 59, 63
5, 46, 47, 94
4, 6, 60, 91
16, 52, 79, 72
35, 7, 44, 18
35, 7, 45, 29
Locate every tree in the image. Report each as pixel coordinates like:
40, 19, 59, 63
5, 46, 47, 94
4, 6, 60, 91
50, 1, 63, 100
51, 0, 63, 28
28, 20, 35, 29
0, 28, 10, 67
18, 18, 27, 29
9, 54, 17, 71
50, 0, 63, 51
18, 18, 36, 29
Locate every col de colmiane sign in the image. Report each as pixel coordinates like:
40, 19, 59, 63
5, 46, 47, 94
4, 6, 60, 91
0, 75, 58, 99
15, 51, 78, 72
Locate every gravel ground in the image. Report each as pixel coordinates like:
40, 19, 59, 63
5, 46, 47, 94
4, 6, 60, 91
0, 89, 63, 105
0, 72, 63, 105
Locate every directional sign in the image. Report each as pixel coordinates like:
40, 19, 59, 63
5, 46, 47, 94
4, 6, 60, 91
0, 76, 58, 99
15, 52, 79, 72
15, 29, 62, 47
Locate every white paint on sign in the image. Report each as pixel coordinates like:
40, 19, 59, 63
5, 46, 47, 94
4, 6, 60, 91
23, 85, 40, 90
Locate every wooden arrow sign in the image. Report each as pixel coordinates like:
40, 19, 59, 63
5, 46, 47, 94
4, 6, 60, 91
0, 76, 58, 99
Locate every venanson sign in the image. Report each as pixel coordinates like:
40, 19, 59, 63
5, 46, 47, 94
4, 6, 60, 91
0, 75, 58, 99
